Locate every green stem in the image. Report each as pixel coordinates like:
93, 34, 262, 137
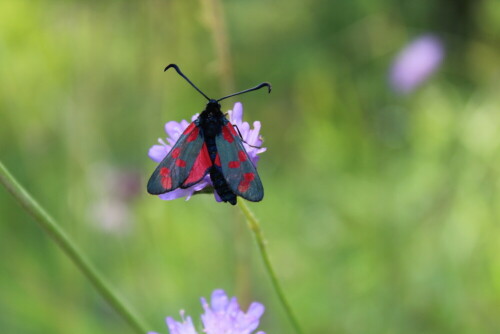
0, 161, 149, 334
200, 0, 235, 94
238, 201, 304, 334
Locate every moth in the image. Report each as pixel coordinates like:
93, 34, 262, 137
147, 64, 271, 205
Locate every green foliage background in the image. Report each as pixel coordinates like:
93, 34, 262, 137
1, 0, 500, 333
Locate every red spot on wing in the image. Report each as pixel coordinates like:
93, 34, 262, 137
238, 150, 247, 162
171, 148, 181, 158
160, 167, 172, 189
183, 122, 196, 135
187, 125, 200, 142
238, 173, 255, 193
228, 161, 240, 169
183, 144, 212, 186
175, 159, 187, 167
215, 154, 221, 167
222, 125, 234, 143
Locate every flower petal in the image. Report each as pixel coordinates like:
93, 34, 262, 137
165, 120, 188, 140
230, 102, 243, 123
185, 181, 210, 200
247, 302, 265, 320
149, 144, 169, 163
210, 289, 230, 312
158, 188, 195, 201
247, 121, 262, 146
213, 191, 223, 203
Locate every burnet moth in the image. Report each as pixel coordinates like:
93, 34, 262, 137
147, 64, 271, 205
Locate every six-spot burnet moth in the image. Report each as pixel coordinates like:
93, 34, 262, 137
147, 64, 271, 205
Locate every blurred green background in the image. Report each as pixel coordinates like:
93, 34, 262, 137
2, 0, 500, 333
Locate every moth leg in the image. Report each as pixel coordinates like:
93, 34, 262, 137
232, 124, 262, 149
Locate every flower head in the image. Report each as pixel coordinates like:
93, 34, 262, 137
148, 102, 265, 202
389, 34, 445, 94
201, 289, 265, 334
150, 289, 266, 334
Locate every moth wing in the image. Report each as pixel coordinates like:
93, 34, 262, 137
181, 142, 211, 188
147, 121, 211, 194
215, 121, 264, 202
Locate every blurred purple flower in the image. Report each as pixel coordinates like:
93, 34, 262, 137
148, 102, 266, 202
149, 289, 266, 334
88, 164, 142, 234
389, 34, 445, 94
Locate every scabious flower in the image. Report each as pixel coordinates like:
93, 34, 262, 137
149, 289, 266, 334
389, 34, 445, 94
148, 102, 266, 202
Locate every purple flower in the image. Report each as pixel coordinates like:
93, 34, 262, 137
87, 164, 141, 234
148, 102, 266, 202
150, 289, 266, 334
389, 34, 445, 94
201, 290, 265, 334
148, 311, 197, 334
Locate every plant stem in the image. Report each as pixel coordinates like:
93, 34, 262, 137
0, 161, 149, 334
199, 0, 303, 331
199, 0, 235, 93
238, 201, 304, 334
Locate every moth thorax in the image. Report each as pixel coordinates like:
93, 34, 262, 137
202, 117, 223, 138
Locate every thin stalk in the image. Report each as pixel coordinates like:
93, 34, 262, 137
200, 0, 235, 93
0, 161, 149, 334
198, 0, 302, 331
238, 201, 304, 334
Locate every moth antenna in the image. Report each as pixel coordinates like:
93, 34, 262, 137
217, 82, 271, 102
164, 64, 210, 101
